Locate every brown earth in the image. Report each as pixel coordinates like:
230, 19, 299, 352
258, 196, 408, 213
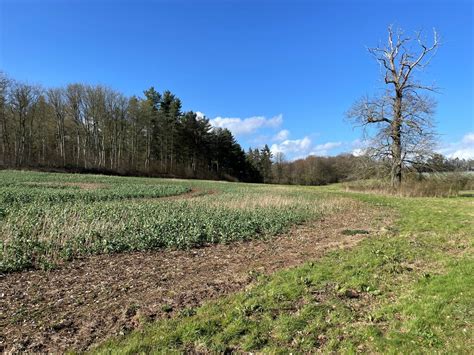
0, 199, 391, 353
129, 188, 215, 202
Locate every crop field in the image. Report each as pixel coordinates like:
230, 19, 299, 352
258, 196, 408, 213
0, 170, 342, 273
0, 170, 473, 353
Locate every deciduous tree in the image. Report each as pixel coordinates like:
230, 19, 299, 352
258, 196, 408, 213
348, 26, 439, 187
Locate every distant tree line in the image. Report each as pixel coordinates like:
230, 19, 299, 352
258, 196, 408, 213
267, 152, 472, 186
413, 153, 473, 174
271, 154, 366, 185
1, 72, 471, 185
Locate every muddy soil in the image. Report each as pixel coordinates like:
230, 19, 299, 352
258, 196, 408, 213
0, 199, 391, 352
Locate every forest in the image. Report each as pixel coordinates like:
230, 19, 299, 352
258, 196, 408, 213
0, 72, 263, 181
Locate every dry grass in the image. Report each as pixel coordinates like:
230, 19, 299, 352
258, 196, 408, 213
213, 195, 303, 209
344, 173, 474, 197
205, 190, 351, 217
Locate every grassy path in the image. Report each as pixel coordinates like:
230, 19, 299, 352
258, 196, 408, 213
95, 188, 473, 353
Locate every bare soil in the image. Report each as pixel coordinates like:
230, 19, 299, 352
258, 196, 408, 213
0, 200, 391, 353
130, 188, 215, 202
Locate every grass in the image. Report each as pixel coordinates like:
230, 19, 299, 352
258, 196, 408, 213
0, 170, 343, 272
94, 185, 473, 353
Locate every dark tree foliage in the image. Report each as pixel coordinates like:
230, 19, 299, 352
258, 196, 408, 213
0, 72, 261, 182
413, 153, 474, 173
246, 145, 273, 183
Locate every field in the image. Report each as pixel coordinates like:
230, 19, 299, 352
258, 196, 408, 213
0, 170, 473, 353
0, 170, 338, 273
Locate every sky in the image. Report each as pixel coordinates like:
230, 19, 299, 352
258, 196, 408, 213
1, 0, 473, 160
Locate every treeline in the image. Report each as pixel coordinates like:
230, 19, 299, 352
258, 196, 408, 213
0, 73, 260, 181
270, 154, 373, 185
266, 153, 473, 186
414, 153, 473, 173
1, 72, 472, 185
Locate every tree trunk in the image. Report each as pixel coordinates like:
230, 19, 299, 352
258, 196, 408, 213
391, 92, 403, 188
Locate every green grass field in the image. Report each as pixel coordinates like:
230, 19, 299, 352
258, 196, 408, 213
1, 170, 472, 353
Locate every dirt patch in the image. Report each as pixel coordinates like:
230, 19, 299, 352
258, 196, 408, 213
129, 188, 216, 203
0, 200, 391, 353
157, 188, 216, 200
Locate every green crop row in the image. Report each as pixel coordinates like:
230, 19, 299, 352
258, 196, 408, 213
1, 199, 319, 272
0, 183, 190, 207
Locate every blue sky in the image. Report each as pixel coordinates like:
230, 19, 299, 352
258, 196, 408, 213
1, 0, 473, 159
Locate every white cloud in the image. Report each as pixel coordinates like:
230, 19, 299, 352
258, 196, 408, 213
438, 132, 474, 160
309, 141, 342, 156
350, 139, 370, 156
462, 132, 474, 145
197, 114, 343, 160
271, 137, 312, 156
195, 111, 205, 120
209, 114, 283, 136
273, 129, 290, 142
448, 148, 474, 160
317, 142, 342, 150
271, 137, 343, 159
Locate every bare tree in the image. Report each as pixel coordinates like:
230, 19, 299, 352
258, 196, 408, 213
348, 26, 439, 187
65, 84, 85, 167
9, 82, 40, 166
47, 88, 67, 166
0, 73, 11, 165
273, 151, 286, 183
